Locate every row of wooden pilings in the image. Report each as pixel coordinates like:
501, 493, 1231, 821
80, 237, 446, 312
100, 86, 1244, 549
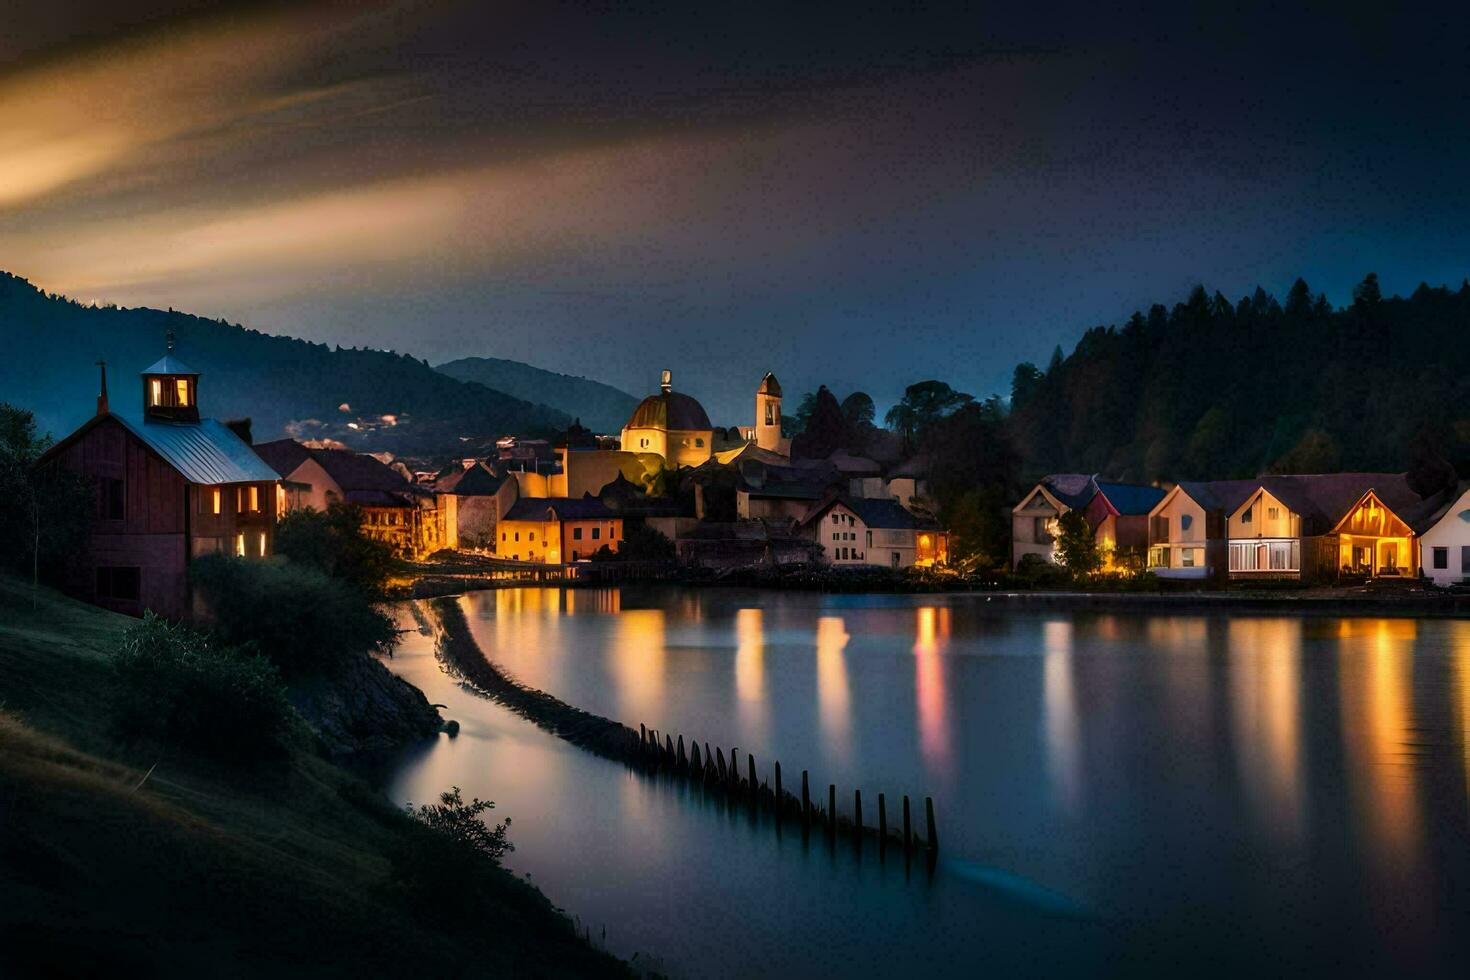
633, 723, 938, 859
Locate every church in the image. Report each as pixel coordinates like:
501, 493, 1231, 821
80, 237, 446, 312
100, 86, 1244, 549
619, 369, 788, 467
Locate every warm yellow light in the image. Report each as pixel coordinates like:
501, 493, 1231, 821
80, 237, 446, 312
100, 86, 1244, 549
258, 531, 267, 556
247, 485, 259, 512
150, 378, 161, 406
235, 533, 245, 557
175, 378, 190, 406
211, 487, 221, 514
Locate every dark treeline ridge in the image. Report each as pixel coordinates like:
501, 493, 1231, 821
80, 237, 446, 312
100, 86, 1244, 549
0, 272, 570, 453
1008, 274, 1470, 484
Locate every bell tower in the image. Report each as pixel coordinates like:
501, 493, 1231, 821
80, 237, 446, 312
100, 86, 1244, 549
140, 331, 201, 424
755, 372, 782, 452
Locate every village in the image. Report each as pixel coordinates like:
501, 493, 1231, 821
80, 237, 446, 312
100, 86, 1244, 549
31, 336, 1470, 621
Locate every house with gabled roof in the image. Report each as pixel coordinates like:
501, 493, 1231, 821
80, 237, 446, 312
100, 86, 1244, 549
1146, 479, 1259, 581
434, 461, 515, 551
498, 496, 623, 563
800, 492, 947, 568
1225, 473, 1426, 582
1083, 481, 1167, 567
1417, 482, 1470, 586
39, 341, 279, 619
1011, 474, 1098, 567
254, 439, 450, 557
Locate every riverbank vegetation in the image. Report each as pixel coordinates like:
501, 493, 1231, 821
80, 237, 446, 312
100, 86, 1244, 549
0, 572, 630, 976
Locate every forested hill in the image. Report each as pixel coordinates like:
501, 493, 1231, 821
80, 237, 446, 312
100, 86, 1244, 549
1007, 275, 1470, 484
436, 356, 639, 434
0, 273, 570, 455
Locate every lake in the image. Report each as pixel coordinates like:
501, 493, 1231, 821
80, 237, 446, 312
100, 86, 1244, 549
381, 587, 1470, 978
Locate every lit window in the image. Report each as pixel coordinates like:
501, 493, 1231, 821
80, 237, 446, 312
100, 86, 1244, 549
248, 486, 259, 512
1182, 549, 1197, 567
212, 488, 222, 514
235, 533, 245, 557
175, 379, 190, 406
150, 378, 162, 406
258, 532, 267, 557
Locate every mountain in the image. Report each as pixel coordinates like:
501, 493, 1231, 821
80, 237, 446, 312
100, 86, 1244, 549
435, 356, 639, 435
0, 273, 570, 456
1007, 275, 1470, 486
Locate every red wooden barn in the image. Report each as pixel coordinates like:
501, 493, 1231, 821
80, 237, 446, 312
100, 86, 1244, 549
40, 343, 280, 619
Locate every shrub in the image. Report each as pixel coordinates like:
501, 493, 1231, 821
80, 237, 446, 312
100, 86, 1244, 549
274, 503, 396, 599
405, 786, 512, 864
191, 554, 398, 676
112, 613, 292, 760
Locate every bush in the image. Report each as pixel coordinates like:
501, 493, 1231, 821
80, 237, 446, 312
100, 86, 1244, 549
191, 554, 398, 676
112, 613, 293, 760
274, 503, 396, 599
406, 786, 512, 864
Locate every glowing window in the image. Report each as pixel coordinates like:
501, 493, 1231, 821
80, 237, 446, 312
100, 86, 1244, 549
258, 532, 267, 557
212, 488, 221, 514
248, 486, 259, 512
175, 379, 190, 406
235, 533, 245, 557
150, 378, 162, 406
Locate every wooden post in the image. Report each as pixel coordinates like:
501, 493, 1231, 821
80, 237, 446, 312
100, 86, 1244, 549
925, 796, 938, 852
828, 784, 836, 836
801, 770, 811, 831
854, 789, 863, 835
902, 795, 912, 853
878, 793, 887, 845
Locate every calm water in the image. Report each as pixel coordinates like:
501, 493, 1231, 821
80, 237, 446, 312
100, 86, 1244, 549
382, 587, 1470, 978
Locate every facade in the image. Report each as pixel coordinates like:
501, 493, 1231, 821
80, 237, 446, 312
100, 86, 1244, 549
620, 370, 715, 468
1417, 483, 1470, 586
1331, 488, 1419, 579
1084, 481, 1167, 567
1010, 474, 1098, 567
434, 462, 516, 551
254, 440, 450, 558
801, 494, 948, 568
1146, 480, 1257, 580
497, 497, 623, 563
40, 348, 279, 619
736, 460, 837, 521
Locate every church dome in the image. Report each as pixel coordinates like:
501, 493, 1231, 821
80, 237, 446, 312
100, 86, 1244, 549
626, 390, 712, 431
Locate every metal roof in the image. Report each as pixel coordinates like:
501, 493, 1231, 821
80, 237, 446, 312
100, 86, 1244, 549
141, 354, 200, 376
112, 411, 279, 485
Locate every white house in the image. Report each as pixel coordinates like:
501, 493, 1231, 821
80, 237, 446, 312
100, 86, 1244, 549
1417, 482, 1470, 586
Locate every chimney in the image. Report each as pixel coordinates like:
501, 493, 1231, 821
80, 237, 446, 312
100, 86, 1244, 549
225, 417, 253, 444
95, 360, 109, 416
660, 368, 672, 394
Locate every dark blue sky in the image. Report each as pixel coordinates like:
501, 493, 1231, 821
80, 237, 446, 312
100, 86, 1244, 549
4, 1, 1469, 423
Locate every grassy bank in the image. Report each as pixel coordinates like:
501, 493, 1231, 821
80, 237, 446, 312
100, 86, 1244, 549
0, 574, 629, 978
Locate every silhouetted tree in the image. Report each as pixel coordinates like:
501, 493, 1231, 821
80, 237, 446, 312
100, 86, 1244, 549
791, 386, 847, 459
884, 380, 973, 452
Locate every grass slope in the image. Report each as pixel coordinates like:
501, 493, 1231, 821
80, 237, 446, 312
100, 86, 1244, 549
0, 575, 628, 978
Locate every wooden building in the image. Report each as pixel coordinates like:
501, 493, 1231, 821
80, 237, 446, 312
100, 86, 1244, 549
1083, 481, 1167, 568
40, 347, 280, 619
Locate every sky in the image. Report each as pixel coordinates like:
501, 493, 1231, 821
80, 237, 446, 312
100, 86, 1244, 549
4, 1, 1470, 424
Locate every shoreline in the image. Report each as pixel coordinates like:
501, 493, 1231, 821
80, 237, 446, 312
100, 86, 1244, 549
407, 571, 1470, 618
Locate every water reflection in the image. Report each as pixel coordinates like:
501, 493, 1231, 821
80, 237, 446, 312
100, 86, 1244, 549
1042, 620, 1082, 816
914, 607, 950, 773
1457, 621, 1470, 805
1228, 619, 1303, 845
735, 608, 768, 740
611, 609, 666, 723
815, 616, 852, 764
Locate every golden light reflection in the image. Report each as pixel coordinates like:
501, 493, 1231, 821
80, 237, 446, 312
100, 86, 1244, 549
1338, 618, 1421, 868
1042, 620, 1082, 815
1452, 621, 1470, 809
816, 616, 852, 762
1228, 619, 1303, 844
914, 606, 950, 770
734, 608, 768, 740
611, 609, 666, 723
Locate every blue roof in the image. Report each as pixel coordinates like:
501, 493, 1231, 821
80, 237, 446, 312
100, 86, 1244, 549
112, 411, 279, 485
1095, 481, 1167, 516
141, 354, 200, 376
